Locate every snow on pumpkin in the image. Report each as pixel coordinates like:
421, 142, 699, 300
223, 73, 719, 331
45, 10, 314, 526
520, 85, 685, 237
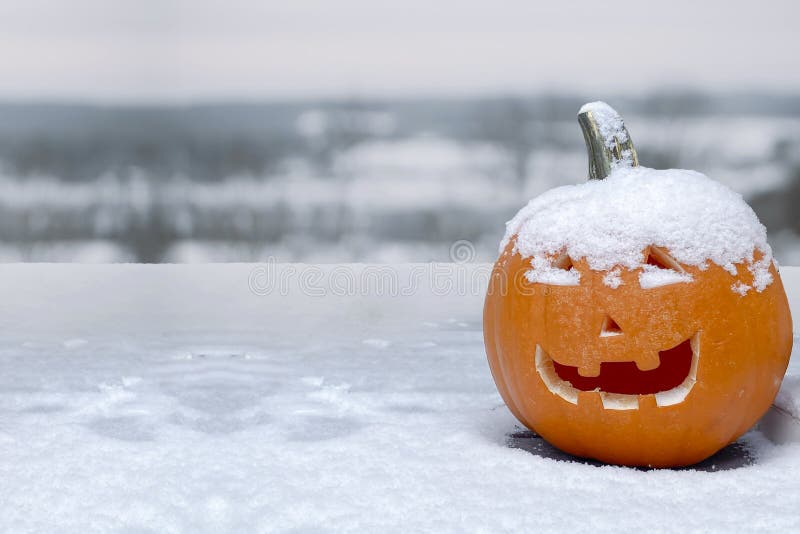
502, 165, 774, 294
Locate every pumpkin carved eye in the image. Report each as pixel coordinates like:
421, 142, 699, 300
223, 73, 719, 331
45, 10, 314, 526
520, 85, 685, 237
645, 246, 684, 272
639, 246, 692, 288
553, 253, 574, 272
525, 253, 580, 285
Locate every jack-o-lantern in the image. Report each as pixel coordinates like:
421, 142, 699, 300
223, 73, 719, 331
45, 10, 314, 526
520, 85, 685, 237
484, 102, 793, 467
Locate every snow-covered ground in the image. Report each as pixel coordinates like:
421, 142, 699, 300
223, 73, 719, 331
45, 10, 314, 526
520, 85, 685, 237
0, 264, 798, 532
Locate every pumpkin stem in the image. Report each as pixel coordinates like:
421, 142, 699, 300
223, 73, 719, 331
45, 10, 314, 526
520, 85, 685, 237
578, 102, 639, 180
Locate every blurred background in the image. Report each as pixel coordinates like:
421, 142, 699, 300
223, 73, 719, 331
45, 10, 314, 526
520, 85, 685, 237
1, 1, 799, 263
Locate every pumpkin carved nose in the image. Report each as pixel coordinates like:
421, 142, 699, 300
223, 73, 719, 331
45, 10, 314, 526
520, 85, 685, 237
600, 315, 623, 337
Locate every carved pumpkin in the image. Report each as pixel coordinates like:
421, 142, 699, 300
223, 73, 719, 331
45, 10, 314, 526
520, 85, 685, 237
484, 102, 793, 467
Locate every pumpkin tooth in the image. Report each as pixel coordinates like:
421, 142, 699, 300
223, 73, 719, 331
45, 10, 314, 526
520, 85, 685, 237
600, 392, 638, 410
577, 361, 601, 378
577, 390, 603, 409
634, 352, 660, 372
638, 394, 658, 410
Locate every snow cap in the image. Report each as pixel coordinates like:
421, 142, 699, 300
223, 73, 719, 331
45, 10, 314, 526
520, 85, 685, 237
501, 165, 774, 293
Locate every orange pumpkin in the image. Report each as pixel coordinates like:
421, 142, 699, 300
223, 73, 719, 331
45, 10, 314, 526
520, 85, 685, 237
484, 103, 793, 467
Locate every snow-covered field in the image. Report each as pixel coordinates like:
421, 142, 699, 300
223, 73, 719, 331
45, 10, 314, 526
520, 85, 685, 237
0, 264, 798, 532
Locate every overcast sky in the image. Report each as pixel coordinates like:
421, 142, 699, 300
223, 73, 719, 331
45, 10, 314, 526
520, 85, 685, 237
0, 0, 798, 102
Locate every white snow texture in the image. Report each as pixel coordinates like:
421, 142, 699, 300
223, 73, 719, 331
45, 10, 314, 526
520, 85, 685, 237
0, 264, 798, 532
503, 165, 774, 293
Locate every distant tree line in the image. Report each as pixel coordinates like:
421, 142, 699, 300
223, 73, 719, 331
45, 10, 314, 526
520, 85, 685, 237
1, 93, 798, 182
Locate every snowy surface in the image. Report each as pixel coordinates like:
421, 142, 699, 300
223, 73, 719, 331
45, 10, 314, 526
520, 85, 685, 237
524, 254, 581, 286
776, 375, 800, 416
639, 263, 694, 289
504, 166, 774, 293
0, 264, 799, 532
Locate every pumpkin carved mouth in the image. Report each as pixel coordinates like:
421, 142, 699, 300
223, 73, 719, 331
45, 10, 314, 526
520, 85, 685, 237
534, 333, 699, 410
